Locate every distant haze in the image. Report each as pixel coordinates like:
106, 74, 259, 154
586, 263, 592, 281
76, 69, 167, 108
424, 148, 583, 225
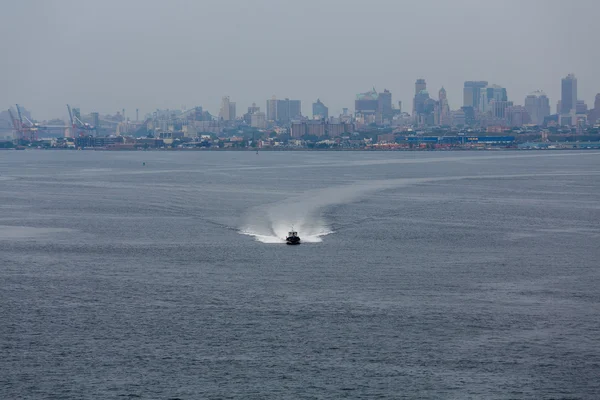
1, 0, 598, 120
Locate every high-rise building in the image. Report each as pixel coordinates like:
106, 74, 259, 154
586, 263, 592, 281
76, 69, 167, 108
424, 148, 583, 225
278, 99, 301, 123
312, 99, 329, 120
438, 87, 451, 126
587, 93, 600, 124
413, 79, 426, 118
266, 97, 278, 122
507, 105, 531, 127
266, 97, 301, 123
250, 112, 267, 129
244, 103, 261, 124
560, 74, 577, 114
524, 91, 551, 125
489, 100, 514, 121
219, 96, 236, 121
463, 81, 488, 109
576, 100, 588, 114
560, 74, 577, 125
377, 89, 393, 124
355, 88, 379, 124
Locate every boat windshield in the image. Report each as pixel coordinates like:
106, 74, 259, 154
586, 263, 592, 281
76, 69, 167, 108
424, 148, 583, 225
288, 231, 297, 236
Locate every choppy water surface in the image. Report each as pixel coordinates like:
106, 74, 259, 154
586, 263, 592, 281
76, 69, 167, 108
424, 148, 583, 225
1, 150, 600, 399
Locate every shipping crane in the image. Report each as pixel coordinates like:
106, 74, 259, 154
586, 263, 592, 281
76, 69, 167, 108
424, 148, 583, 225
67, 104, 95, 137
10, 104, 38, 141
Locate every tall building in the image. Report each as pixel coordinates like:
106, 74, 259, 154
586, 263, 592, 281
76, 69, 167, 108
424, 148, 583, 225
463, 81, 488, 109
266, 97, 301, 123
278, 99, 301, 123
244, 103, 261, 124
312, 99, 329, 120
377, 89, 393, 124
414, 89, 432, 126
507, 105, 531, 127
266, 96, 278, 122
560, 73, 577, 125
412, 79, 426, 118
219, 96, 236, 121
524, 91, 551, 125
576, 100, 588, 114
438, 87, 451, 126
560, 74, 577, 114
355, 88, 379, 124
587, 93, 600, 124
489, 100, 514, 121
250, 112, 267, 129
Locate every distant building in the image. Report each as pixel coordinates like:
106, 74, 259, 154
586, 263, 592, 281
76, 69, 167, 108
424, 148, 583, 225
489, 100, 514, 121
355, 88, 379, 122
251, 112, 267, 129
524, 91, 550, 125
507, 105, 531, 127
219, 96, 236, 121
412, 79, 426, 121
463, 81, 488, 109
438, 87, 451, 126
291, 120, 353, 138
576, 100, 588, 114
266, 97, 302, 124
312, 99, 329, 120
587, 93, 600, 124
452, 109, 466, 127
377, 89, 393, 124
266, 96, 278, 122
479, 84, 508, 114
560, 73, 577, 126
244, 103, 261, 124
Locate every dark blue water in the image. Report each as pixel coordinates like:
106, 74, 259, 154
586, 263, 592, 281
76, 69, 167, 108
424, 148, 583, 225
1, 150, 600, 399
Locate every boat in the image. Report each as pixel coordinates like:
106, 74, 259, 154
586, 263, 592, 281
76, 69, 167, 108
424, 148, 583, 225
285, 229, 301, 245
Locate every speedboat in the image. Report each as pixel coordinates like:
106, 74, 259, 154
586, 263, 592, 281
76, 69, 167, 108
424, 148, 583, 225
285, 230, 301, 245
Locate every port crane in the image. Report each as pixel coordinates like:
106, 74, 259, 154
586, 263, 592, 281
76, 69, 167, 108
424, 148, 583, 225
67, 104, 95, 137
7, 104, 39, 141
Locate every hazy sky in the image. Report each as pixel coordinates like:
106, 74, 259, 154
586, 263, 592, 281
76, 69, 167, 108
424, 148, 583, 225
1, 0, 598, 120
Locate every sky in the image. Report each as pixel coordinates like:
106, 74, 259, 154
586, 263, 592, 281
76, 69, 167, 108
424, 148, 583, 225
1, 0, 598, 121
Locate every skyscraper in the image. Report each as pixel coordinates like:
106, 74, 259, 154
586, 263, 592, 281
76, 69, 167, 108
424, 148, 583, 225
219, 96, 236, 121
377, 89, 393, 124
266, 98, 301, 123
524, 91, 550, 125
560, 74, 577, 114
588, 93, 600, 124
463, 81, 488, 109
355, 88, 379, 124
438, 87, 451, 126
312, 99, 329, 120
266, 96, 277, 122
560, 74, 577, 125
413, 79, 426, 118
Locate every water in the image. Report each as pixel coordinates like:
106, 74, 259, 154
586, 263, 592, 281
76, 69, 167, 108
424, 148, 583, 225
1, 150, 599, 399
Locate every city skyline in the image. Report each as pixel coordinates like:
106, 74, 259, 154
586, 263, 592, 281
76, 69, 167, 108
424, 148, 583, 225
1, 0, 599, 120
